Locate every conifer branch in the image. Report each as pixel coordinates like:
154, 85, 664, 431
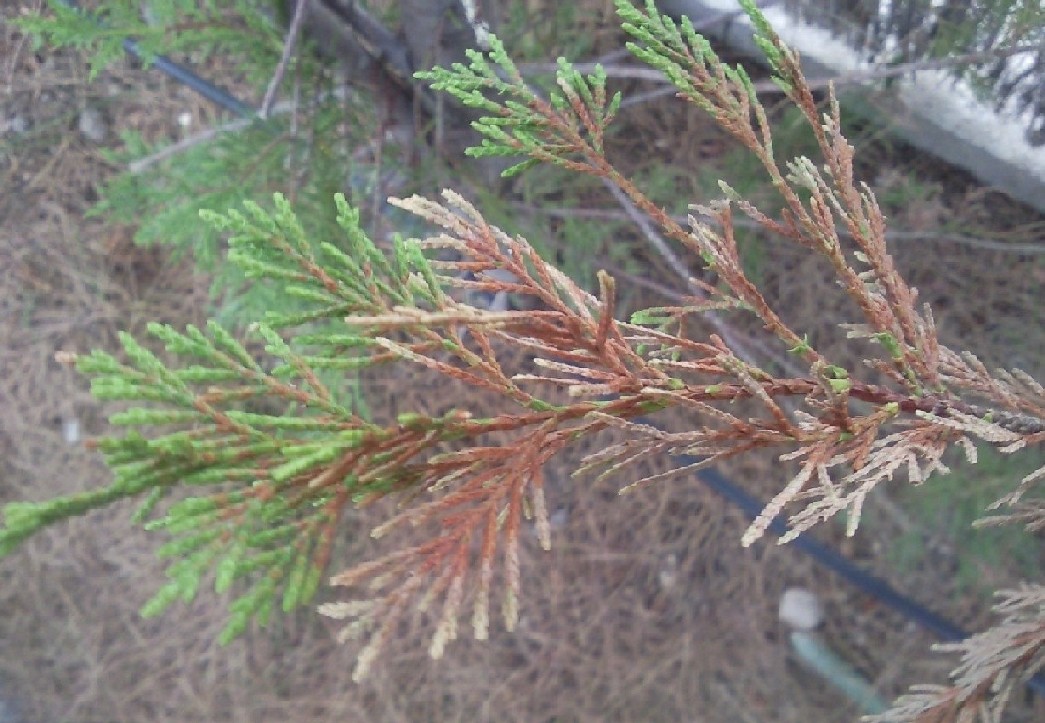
868, 585, 1045, 722
2, 1, 1042, 717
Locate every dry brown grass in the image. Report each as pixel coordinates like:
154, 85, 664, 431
1, 6, 1042, 723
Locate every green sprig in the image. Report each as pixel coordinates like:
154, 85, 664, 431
417, 34, 621, 177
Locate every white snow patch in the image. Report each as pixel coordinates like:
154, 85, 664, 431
690, 0, 1045, 185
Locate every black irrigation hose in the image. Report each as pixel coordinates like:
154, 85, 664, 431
57, 0, 1045, 702
59, 1, 254, 119
693, 461, 968, 641
119, 37, 255, 119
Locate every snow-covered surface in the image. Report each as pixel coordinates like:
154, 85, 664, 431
658, 0, 1045, 213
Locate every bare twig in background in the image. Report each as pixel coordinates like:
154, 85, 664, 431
600, 179, 801, 375
128, 119, 253, 173
260, 0, 311, 118
600, 180, 693, 287
515, 204, 1045, 255
127, 88, 364, 174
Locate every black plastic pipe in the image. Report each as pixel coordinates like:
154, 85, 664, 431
58, 1, 254, 119
120, 37, 254, 119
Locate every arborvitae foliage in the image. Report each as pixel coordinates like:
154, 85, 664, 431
17, 0, 282, 81
16, 0, 388, 328
92, 86, 372, 327
3, 1, 1043, 718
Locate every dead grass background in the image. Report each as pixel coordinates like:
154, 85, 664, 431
1, 4, 1043, 722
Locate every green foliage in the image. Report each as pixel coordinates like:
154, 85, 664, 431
19, 0, 388, 334
0, 193, 444, 640
926, 1, 1044, 75
94, 92, 370, 326
90, 88, 380, 417
501, 0, 599, 63
884, 445, 1044, 597
417, 37, 621, 177
617, 0, 766, 111
16, 0, 283, 81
